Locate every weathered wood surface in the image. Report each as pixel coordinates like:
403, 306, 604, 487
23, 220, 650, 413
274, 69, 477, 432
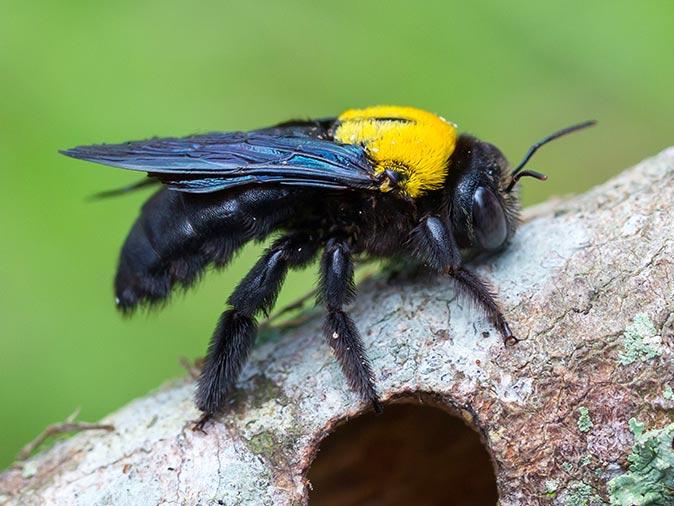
2, 148, 673, 506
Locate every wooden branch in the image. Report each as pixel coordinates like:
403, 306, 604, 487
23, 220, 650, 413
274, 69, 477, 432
2, 148, 673, 506
15, 409, 114, 463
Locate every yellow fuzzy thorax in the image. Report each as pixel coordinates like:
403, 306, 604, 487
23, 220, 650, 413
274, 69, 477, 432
334, 105, 457, 198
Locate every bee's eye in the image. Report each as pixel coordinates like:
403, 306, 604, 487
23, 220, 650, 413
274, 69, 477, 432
472, 187, 507, 251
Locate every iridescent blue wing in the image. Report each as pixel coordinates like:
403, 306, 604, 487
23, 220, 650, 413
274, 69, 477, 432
62, 129, 377, 194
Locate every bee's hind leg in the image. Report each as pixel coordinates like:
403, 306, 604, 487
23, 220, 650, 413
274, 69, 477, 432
194, 232, 319, 424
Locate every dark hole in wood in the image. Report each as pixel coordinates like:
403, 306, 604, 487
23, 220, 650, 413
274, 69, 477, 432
308, 402, 498, 506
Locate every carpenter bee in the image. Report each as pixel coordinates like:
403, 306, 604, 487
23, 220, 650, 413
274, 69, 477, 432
62, 106, 594, 426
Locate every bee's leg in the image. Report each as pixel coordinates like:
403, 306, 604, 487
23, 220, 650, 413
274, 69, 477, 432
319, 238, 382, 413
449, 268, 515, 344
409, 216, 515, 344
195, 233, 318, 422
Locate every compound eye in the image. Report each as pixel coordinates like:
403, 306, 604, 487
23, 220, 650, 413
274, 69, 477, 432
472, 187, 508, 251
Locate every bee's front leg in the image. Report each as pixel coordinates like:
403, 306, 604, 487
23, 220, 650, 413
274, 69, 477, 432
408, 215, 516, 345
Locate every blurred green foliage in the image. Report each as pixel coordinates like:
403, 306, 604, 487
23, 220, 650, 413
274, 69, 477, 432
1, 0, 672, 468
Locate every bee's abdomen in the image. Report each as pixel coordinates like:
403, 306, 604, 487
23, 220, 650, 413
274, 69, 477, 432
115, 187, 295, 312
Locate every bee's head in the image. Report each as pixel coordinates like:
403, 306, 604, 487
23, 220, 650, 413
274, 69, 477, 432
446, 121, 595, 253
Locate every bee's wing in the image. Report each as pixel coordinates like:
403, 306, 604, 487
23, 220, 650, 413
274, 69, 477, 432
62, 131, 377, 194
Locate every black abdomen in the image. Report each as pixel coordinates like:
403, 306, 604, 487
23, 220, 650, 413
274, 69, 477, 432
115, 187, 296, 311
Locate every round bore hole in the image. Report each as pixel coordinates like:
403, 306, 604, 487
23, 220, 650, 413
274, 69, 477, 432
308, 402, 497, 505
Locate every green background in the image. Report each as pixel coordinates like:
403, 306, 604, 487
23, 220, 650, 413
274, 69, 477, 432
1, 0, 672, 468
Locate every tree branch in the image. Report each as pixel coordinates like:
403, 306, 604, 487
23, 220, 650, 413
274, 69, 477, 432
2, 148, 673, 505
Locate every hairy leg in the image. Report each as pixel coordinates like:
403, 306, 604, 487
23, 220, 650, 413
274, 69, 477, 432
450, 268, 515, 344
318, 238, 381, 413
409, 215, 515, 343
195, 232, 318, 424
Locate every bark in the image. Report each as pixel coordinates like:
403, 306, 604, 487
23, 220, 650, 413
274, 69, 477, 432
2, 148, 674, 506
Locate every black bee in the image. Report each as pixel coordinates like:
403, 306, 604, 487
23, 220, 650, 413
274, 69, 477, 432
62, 106, 594, 426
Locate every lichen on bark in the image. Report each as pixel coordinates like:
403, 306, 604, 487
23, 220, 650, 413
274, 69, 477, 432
618, 313, 664, 366
578, 407, 594, 433
608, 420, 674, 505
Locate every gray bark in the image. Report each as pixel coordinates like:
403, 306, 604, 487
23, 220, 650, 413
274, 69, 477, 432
2, 148, 673, 506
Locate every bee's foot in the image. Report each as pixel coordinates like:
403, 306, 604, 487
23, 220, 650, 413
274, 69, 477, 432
500, 321, 520, 346
192, 413, 212, 434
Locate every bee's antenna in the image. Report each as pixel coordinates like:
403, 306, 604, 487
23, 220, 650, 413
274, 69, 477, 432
505, 120, 596, 193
